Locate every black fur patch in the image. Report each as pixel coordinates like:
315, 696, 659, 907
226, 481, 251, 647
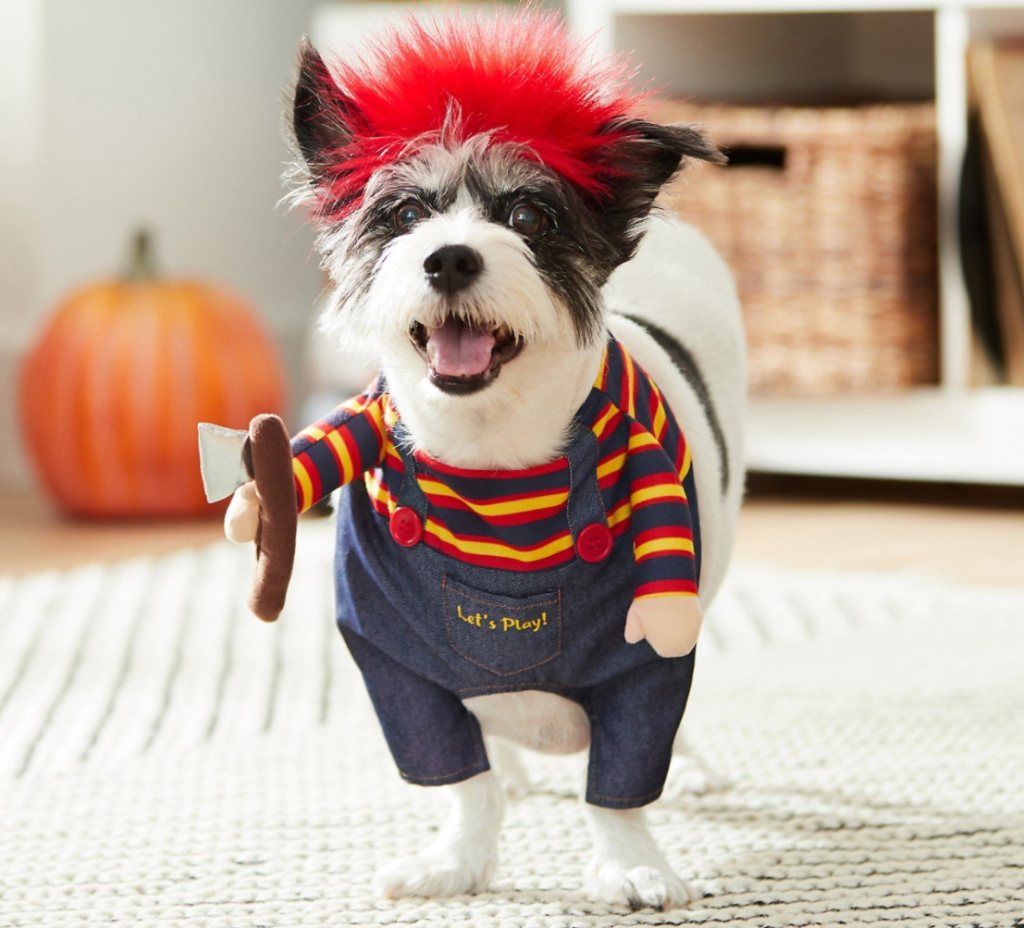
588, 119, 725, 268
352, 180, 462, 249
292, 42, 339, 168
618, 313, 732, 495
292, 39, 369, 218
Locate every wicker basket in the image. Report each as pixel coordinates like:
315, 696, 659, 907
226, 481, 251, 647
656, 101, 940, 396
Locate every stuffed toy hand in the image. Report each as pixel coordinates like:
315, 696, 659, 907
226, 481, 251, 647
624, 597, 703, 658
225, 480, 259, 544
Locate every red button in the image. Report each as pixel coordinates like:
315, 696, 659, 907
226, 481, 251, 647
390, 507, 423, 547
577, 523, 613, 563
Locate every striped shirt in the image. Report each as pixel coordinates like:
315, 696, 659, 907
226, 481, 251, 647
291, 337, 698, 602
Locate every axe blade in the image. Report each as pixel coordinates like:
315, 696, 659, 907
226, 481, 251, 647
197, 423, 251, 503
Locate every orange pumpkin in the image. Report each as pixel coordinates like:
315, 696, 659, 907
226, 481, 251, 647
20, 231, 287, 517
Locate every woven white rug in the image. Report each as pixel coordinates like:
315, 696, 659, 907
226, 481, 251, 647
1, 520, 1023, 927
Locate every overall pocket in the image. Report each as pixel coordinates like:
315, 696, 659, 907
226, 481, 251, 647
442, 574, 562, 677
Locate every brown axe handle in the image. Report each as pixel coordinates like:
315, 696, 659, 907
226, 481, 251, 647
245, 414, 297, 623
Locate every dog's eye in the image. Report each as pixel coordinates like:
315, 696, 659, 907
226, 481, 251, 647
394, 201, 427, 232
509, 202, 546, 236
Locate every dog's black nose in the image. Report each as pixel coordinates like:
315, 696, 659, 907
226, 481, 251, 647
423, 245, 483, 295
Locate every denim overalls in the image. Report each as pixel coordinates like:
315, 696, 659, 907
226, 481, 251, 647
334, 397, 699, 809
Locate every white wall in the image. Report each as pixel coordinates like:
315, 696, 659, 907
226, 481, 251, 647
0, 0, 44, 486
0, 0, 323, 488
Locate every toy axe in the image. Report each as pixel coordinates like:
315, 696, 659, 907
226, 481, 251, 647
197, 415, 297, 623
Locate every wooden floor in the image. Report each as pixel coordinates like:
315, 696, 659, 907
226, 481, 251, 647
0, 492, 226, 578
736, 484, 1024, 586
3, 480, 1023, 586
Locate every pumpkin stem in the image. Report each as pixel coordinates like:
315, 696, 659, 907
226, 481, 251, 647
125, 229, 158, 281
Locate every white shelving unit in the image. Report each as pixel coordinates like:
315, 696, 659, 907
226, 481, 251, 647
566, 0, 1024, 485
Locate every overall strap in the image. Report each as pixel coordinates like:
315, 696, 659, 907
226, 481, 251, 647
389, 423, 430, 521
564, 392, 609, 541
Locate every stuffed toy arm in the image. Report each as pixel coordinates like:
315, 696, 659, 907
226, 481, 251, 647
619, 426, 702, 659
290, 392, 388, 513
224, 389, 388, 543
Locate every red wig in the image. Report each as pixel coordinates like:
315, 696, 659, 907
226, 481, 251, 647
301, 9, 650, 218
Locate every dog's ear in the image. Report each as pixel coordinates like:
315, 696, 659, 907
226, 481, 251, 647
292, 38, 362, 173
592, 118, 724, 265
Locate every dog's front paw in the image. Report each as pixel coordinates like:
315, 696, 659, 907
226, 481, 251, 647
375, 846, 497, 899
585, 858, 696, 911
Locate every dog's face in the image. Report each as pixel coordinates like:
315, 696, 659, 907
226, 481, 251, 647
290, 40, 720, 412
315, 139, 603, 397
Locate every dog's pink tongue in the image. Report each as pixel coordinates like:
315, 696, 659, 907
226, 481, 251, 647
427, 318, 495, 377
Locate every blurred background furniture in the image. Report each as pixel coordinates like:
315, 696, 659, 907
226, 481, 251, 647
564, 0, 1024, 485
964, 40, 1024, 385
656, 99, 940, 397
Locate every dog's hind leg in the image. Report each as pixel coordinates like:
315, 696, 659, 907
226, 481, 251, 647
374, 770, 505, 899
583, 805, 696, 910
486, 737, 532, 799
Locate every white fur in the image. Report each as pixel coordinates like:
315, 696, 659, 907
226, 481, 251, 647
374, 770, 505, 899
466, 690, 590, 756
584, 805, 697, 909
484, 737, 532, 799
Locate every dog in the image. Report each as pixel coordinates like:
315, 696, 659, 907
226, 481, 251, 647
226, 11, 745, 910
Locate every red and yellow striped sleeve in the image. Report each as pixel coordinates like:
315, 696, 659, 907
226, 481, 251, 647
592, 337, 698, 601
290, 389, 389, 514
623, 419, 698, 601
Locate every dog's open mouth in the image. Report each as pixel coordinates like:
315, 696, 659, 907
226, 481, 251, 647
411, 317, 523, 395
